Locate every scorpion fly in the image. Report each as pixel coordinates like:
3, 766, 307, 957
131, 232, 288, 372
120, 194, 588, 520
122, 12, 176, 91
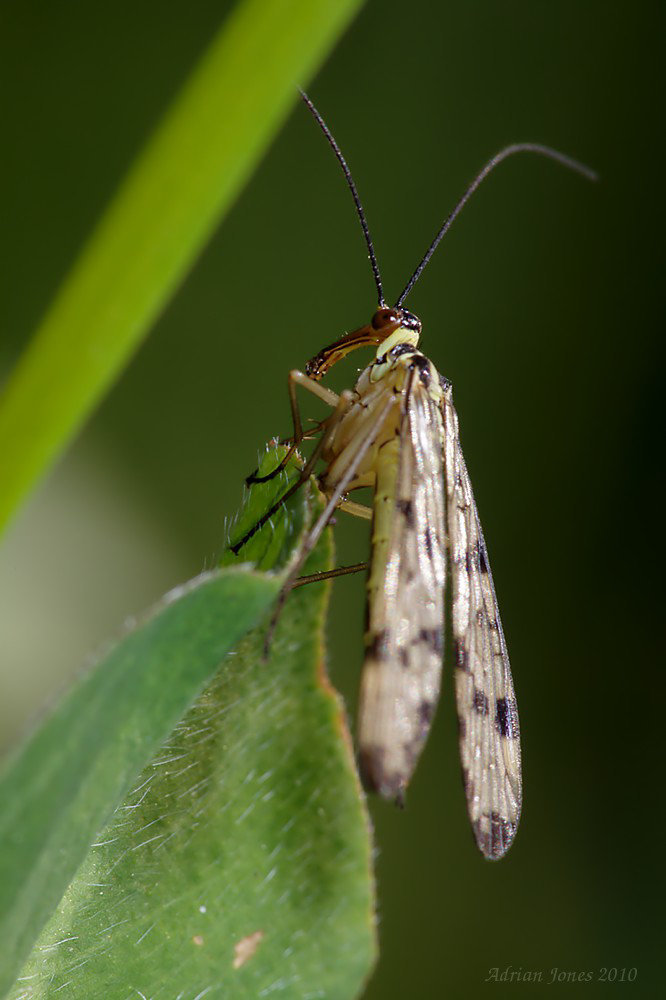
232, 92, 595, 859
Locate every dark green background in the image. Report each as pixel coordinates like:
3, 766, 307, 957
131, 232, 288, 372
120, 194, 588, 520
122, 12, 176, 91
1, 1, 662, 996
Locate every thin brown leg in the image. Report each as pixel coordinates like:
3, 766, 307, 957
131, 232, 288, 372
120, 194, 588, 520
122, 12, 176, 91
231, 389, 353, 555
247, 370, 340, 484
291, 474, 373, 586
293, 562, 369, 589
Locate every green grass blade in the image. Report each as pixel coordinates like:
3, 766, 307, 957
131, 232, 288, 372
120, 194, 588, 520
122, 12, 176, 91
0, 0, 364, 537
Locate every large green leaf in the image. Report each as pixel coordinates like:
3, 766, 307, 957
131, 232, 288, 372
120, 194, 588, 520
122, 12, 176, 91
0, 0, 364, 536
1, 446, 376, 997
0, 571, 279, 995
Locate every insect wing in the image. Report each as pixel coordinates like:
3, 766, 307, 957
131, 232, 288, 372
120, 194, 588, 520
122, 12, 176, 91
358, 376, 447, 802
442, 385, 522, 859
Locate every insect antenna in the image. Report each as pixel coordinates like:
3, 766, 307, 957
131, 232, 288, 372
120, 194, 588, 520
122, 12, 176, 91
395, 142, 597, 307
300, 90, 385, 306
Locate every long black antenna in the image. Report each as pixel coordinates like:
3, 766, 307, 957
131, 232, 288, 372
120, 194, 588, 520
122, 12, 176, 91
300, 90, 385, 306
396, 143, 597, 307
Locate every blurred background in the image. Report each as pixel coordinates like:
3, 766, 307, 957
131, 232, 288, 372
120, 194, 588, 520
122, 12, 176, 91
0, 1, 662, 995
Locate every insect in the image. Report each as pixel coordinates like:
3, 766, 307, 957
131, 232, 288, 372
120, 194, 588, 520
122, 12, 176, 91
232, 92, 595, 859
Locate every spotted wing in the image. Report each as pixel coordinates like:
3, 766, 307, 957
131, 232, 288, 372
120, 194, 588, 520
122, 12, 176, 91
442, 382, 522, 859
358, 375, 447, 803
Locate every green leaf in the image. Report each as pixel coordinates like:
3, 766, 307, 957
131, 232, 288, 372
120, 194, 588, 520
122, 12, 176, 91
222, 442, 308, 572
0, 571, 279, 995
1, 447, 376, 997
0, 0, 364, 537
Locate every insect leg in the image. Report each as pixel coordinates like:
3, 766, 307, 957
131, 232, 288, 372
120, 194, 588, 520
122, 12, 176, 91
288, 370, 339, 439
289, 450, 373, 586
247, 371, 340, 484
232, 387, 353, 554
293, 562, 369, 589
337, 498, 372, 520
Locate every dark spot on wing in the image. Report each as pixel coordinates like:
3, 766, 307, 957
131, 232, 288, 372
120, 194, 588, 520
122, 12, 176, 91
474, 812, 517, 860
418, 699, 435, 727
472, 688, 489, 716
396, 498, 414, 527
367, 629, 390, 660
454, 639, 470, 672
465, 541, 487, 575
359, 745, 406, 804
417, 628, 443, 655
398, 645, 409, 668
476, 607, 498, 631
495, 697, 519, 739
423, 527, 434, 559
461, 765, 471, 796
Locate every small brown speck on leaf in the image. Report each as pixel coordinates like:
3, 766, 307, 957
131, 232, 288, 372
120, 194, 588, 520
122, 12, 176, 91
192, 935, 204, 947
233, 929, 265, 969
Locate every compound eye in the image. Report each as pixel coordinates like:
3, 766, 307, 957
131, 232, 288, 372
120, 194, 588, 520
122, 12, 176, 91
371, 307, 400, 330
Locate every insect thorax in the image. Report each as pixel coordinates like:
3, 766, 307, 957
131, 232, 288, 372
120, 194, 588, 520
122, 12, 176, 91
320, 326, 444, 494
368, 327, 444, 407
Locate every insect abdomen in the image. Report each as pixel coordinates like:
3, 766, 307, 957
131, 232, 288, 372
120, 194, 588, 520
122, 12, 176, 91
358, 436, 406, 800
